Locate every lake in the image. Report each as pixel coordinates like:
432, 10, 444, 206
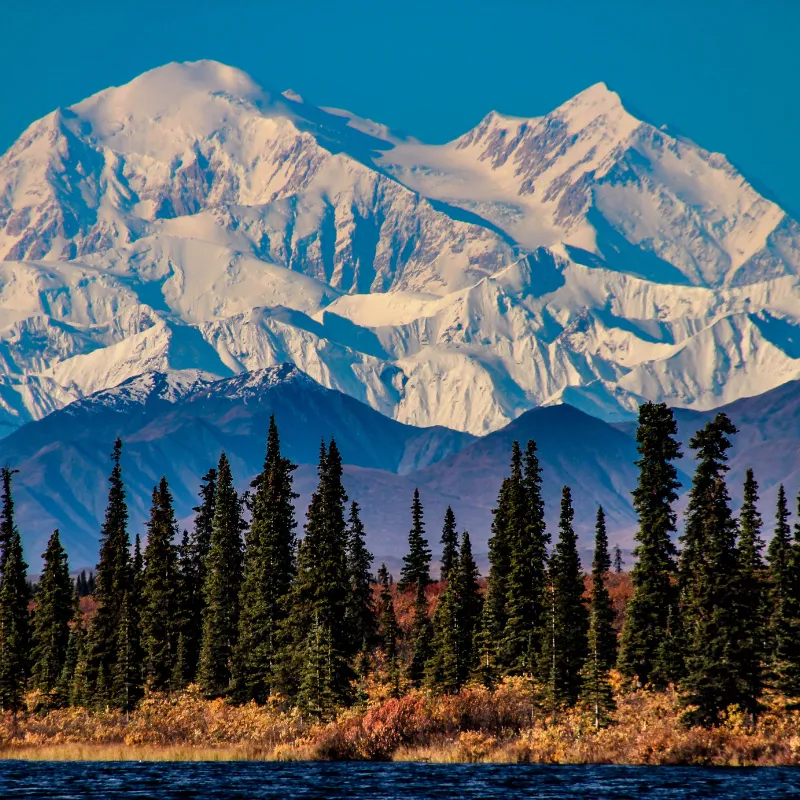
1, 761, 798, 798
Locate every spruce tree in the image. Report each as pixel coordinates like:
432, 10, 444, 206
426, 570, 460, 693
768, 485, 800, 696
31, 530, 73, 694
477, 478, 511, 686
399, 489, 432, 592
540, 486, 588, 708
0, 468, 30, 711
613, 546, 624, 574
68, 610, 91, 708
503, 440, 549, 675
343, 501, 375, 659
289, 440, 353, 713
112, 589, 143, 711
407, 580, 433, 687
56, 598, 81, 706
440, 506, 459, 580
618, 402, 682, 686
179, 467, 217, 683
377, 563, 401, 697
737, 468, 766, 715
580, 507, 616, 727
88, 439, 131, 704
232, 418, 297, 704
140, 477, 180, 691
679, 413, 747, 726
455, 531, 482, 686
198, 452, 244, 698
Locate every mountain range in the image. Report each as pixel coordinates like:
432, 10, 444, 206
2, 60, 800, 441
2, 60, 800, 566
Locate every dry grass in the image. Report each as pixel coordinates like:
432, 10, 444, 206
5, 679, 800, 765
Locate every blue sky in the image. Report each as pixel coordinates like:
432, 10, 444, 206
4, 0, 798, 213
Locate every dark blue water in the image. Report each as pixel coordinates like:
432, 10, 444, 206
0, 761, 798, 799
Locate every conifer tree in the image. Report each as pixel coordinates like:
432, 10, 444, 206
407, 580, 433, 687
377, 563, 401, 697
232, 418, 297, 703
613, 546, 624, 574
618, 402, 682, 686
580, 507, 616, 727
56, 598, 81, 706
88, 439, 131, 704
768, 484, 800, 696
0, 468, 29, 711
399, 489, 432, 591
112, 590, 143, 711
68, 610, 91, 708
540, 486, 588, 708
288, 440, 353, 713
679, 413, 747, 726
440, 506, 459, 580
140, 477, 180, 691
737, 468, 766, 715
455, 531, 482, 685
198, 452, 244, 698
31, 530, 73, 694
477, 478, 511, 685
343, 501, 375, 659
503, 440, 549, 675
179, 467, 217, 682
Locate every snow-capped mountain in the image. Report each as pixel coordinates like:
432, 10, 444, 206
1, 60, 800, 436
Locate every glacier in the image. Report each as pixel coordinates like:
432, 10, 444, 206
1, 60, 799, 436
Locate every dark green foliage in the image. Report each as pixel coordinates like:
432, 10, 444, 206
439, 506, 459, 580
289, 440, 353, 714
407, 580, 433, 687
377, 563, 401, 697
398, 489, 431, 592
768, 484, 800, 696
31, 530, 73, 694
618, 402, 682, 687
232, 418, 297, 704
503, 440, 549, 675
112, 590, 143, 711
88, 439, 131, 705
67, 609, 90, 708
75, 571, 95, 598
679, 414, 748, 726
343, 501, 375, 659
198, 452, 244, 698
477, 478, 511, 686
140, 477, 180, 691
178, 468, 217, 684
613, 546, 623, 574
580, 507, 616, 727
737, 468, 766, 714
455, 531, 482, 684
0, 468, 30, 711
540, 486, 588, 708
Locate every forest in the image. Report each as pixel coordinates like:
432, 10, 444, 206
0, 402, 799, 763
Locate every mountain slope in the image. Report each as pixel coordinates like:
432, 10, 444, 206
1, 62, 800, 435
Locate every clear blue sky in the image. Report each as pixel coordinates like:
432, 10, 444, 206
4, 0, 799, 213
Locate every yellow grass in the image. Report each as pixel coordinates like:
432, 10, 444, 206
5, 680, 800, 765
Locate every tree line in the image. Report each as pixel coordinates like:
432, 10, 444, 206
0, 404, 795, 726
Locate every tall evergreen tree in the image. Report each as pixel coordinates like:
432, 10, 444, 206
613, 546, 624, 574
399, 489, 432, 591
198, 452, 244, 698
736, 468, 766, 716
440, 506, 459, 580
0, 468, 29, 711
179, 467, 217, 683
343, 501, 375, 658
67, 607, 91, 708
540, 486, 588, 708
503, 440, 549, 675
580, 507, 616, 727
55, 597, 81, 706
455, 531, 482, 686
768, 484, 800, 696
289, 440, 353, 713
377, 563, 401, 697
232, 418, 297, 704
477, 478, 512, 686
679, 413, 747, 726
88, 439, 131, 705
140, 477, 180, 691
618, 402, 682, 686
407, 579, 433, 687
31, 530, 73, 694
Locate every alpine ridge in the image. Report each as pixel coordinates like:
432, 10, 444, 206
1, 60, 800, 436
